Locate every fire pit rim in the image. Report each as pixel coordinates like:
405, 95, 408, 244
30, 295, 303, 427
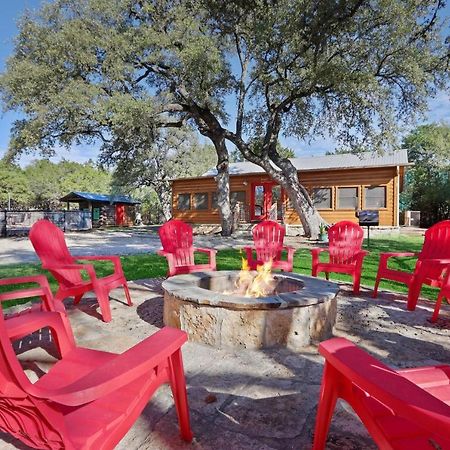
162, 270, 339, 311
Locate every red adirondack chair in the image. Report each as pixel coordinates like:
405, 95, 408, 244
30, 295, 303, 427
430, 265, 450, 322
158, 219, 217, 276
313, 337, 450, 450
29, 219, 132, 323
244, 220, 295, 271
373, 220, 450, 310
0, 274, 74, 344
311, 221, 368, 294
0, 301, 193, 449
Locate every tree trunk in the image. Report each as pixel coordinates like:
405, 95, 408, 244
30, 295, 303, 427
222, 129, 324, 238
269, 163, 323, 238
214, 141, 233, 236
188, 107, 233, 236
154, 183, 173, 222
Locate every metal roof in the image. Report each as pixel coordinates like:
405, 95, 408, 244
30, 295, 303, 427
60, 191, 141, 205
202, 149, 410, 177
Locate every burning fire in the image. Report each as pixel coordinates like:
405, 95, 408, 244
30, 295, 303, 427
230, 257, 277, 297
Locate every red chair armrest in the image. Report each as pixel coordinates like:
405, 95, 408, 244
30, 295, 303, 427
282, 246, 296, 264
311, 248, 328, 266
311, 248, 328, 256
242, 247, 256, 264
193, 247, 217, 255
0, 275, 50, 288
193, 248, 216, 269
378, 252, 418, 269
44, 264, 97, 281
30, 327, 188, 406
7, 311, 75, 354
0, 276, 54, 309
157, 249, 169, 257
421, 258, 450, 266
76, 255, 123, 273
319, 338, 450, 428
380, 252, 418, 260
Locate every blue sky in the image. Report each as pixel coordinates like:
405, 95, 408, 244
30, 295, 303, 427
0, 1, 449, 166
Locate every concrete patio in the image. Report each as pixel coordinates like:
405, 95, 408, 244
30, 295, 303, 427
1, 278, 449, 449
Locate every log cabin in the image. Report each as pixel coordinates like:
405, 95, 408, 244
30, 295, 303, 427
171, 150, 410, 227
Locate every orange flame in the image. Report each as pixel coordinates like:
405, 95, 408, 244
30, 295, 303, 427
233, 257, 277, 297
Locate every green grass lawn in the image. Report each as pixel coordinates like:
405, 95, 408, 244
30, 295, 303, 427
0, 233, 439, 308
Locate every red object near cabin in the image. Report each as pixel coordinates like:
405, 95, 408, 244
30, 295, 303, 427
312, 337, 450, 450
29, 219, 132, 322
0, 294, 193, 449
158, 219, 217, 276
311, 221, 368, 294
115, 204, 125, 226
373, 220, 450, 310
244, 220, 295, 271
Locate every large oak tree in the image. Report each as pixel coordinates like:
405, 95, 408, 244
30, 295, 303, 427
1, 0, 448, 236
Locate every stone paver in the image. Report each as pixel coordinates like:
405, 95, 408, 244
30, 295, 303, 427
1, 280, 450, 449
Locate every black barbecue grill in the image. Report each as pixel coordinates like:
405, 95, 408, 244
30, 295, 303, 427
356, 210, 379, 247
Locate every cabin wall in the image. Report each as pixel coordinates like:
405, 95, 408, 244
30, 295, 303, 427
172, 166, 401, 226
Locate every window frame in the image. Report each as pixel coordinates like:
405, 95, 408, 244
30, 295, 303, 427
337, 186, 360, 210
177, 193, 191, 211
363, 185, 387, 210
311, 187, 333, 210
192, 192, 209, 211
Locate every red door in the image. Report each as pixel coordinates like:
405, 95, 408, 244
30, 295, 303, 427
250, 183, 284, 221
115, 204, 125, 226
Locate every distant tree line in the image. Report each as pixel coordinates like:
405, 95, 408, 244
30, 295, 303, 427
1, 0, 447, 237
0, 159, 111, 210
400, 123, 450, 227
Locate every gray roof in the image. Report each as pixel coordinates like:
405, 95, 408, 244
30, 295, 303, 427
202, 149, 410, 177
60, 191, 141, 205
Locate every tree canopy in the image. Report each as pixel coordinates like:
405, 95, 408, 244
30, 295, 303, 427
401, 123, 450, 226
0, 0, 448, 235
101, 128, 216, 220
0, 159, 111, 209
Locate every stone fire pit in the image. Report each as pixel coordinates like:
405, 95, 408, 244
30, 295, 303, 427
162, 271, 339, 350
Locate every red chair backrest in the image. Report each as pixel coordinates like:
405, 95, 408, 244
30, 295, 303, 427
328, 221, 364, 265
252, 220, 286, 262
158, 220, 195, 267
415, 220, 450, 279
419, 220, 450, 261
29, 220, 81, 285
0, 304, 69, 448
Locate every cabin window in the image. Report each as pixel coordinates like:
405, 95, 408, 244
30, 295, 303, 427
365, 186, 386, 208
231, 191, 246, 206
211, 191, 245, 210
338, 187, 358, 209
211, 192, 218, 209
311, 188, 332, 209
193, 192, 209, 210
177, 194, 191, 210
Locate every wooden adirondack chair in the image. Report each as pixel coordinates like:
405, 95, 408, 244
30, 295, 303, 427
313, 337, 450, 450
311, 221, 368, 294
29, 219, 132, 323
158, 219, 217, 276
244, 220, 295, 271
373, 219, 450, 310
0, 301, 193, 449
0, 274, 74, 344
430, 265, 450, 322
